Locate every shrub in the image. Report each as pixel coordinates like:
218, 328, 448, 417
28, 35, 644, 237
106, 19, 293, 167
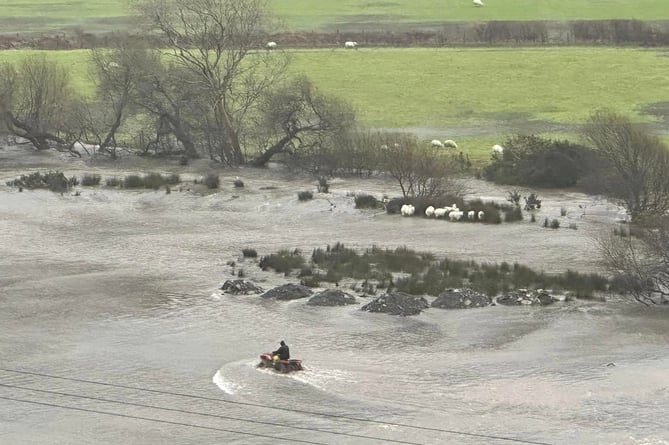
317, 177, 329, 193
144, 172, 164, 190
164, 174, 180, 185
165, 186, 171, 194
503, 206, 523, 222
354, 194, 379, 209
242, 248, 258, 258
204, 173, 220, 189
530, 213, 536, 223
259, 249, 305, 274
483, 135, 593, 188
69, 176, 79, 187
560, 207, 567, 216
233, 178, 244, 188
123, 175, 144, 188
81, 174, 101, 186
7, 171, 70, 193
298, 190, 313, 201
550, 219, 560, 229
106, 176, 122, 187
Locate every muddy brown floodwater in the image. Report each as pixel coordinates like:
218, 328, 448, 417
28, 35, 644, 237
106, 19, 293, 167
0, 145, 667, 445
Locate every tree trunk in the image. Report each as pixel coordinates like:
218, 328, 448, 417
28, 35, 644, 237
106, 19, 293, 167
249, 134, 293, 167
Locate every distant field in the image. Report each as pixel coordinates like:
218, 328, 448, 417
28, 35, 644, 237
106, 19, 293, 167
2, 0, 669, 34
3, 47, 668, 162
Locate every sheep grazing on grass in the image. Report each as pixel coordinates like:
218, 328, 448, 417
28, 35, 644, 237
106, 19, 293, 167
425, 206, 435, 217
400, 204, 415, 216
478, 210, 485, 220
492, 144, 504, 154
431, 139, 444, 148
443, 139, 458, 149
467, 210, 475, 220
344, 41, 358, 49
266, 41, 277, 49
473, 0, 484, 6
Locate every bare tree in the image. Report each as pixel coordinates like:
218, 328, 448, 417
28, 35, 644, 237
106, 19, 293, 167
134, 0, 288, 164
381, 134, 451, 197
583, 111, 669, 220
596, 218, 669, 305
80, 45, 149, 157
0, 55, 75, 152
249, 76, 355, 167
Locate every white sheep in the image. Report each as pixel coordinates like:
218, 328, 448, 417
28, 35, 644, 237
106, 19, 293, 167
266, 41, 277, 49
425, 206, 435, 217
433, 208, 448, 218
492, 144, 504, 154
431, 139, 444, 148
400, 204, 415, 216
478, 210, 485, 220
473, 0, 484, 6
449, 210, 464, 221
467, 210, 475, 220
344, 41, 358, 49
443, 139, 458, 149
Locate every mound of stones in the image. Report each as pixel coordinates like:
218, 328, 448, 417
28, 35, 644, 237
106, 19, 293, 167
496, 289, 555, 306
361, 291, 429, 316
431, 288, 492, 309
220, 279, 264, 295
307, 289, 357, 306
260, 283, 313, 300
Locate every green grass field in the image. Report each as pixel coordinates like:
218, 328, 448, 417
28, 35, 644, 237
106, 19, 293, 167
2, 0, 668, 34
3, 47, 668, 162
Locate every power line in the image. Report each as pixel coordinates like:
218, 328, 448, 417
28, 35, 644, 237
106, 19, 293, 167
0, 382, 424, 445
0, 395, 329, 445
0, 368, 554, 445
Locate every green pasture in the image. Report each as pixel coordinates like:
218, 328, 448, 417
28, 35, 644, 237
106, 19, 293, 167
3, 47, 668, 163
289, 47, 669, 125
2, 0, 669, 34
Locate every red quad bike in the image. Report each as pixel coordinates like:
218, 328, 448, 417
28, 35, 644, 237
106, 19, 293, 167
257, 353, 303, 373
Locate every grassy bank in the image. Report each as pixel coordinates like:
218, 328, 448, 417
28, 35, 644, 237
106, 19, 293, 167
2, 0, 669, 34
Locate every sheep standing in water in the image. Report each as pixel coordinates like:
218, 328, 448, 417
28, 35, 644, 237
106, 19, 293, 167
449, 210, 464, 221
400, 204, 415, 216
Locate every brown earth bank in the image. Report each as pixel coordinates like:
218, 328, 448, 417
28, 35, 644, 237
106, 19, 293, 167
3, 19, 669, 50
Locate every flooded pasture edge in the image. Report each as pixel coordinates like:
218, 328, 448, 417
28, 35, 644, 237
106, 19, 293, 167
0, 145, 667, 445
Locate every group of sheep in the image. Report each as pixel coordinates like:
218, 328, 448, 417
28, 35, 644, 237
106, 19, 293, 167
426, 204, 484, 221
266, 41, 358, 49
401, 203, 485, 222
430, 139, 458, 149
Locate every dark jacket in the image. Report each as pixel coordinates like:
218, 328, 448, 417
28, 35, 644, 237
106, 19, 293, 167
273, 344, 290, 360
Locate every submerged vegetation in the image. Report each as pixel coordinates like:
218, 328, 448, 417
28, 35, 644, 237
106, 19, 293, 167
256, 243, 615, 298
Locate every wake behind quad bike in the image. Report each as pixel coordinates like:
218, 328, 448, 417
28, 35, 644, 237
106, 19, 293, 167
257, 352, 303, 373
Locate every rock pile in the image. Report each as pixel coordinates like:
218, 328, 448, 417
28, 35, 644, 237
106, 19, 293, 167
260, 283, 313, 300
307, 289, 357, 306
361, 291, 429, 316
431, 288, 492, 309
496, 289, 555, 306
220, 279, 264, 295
